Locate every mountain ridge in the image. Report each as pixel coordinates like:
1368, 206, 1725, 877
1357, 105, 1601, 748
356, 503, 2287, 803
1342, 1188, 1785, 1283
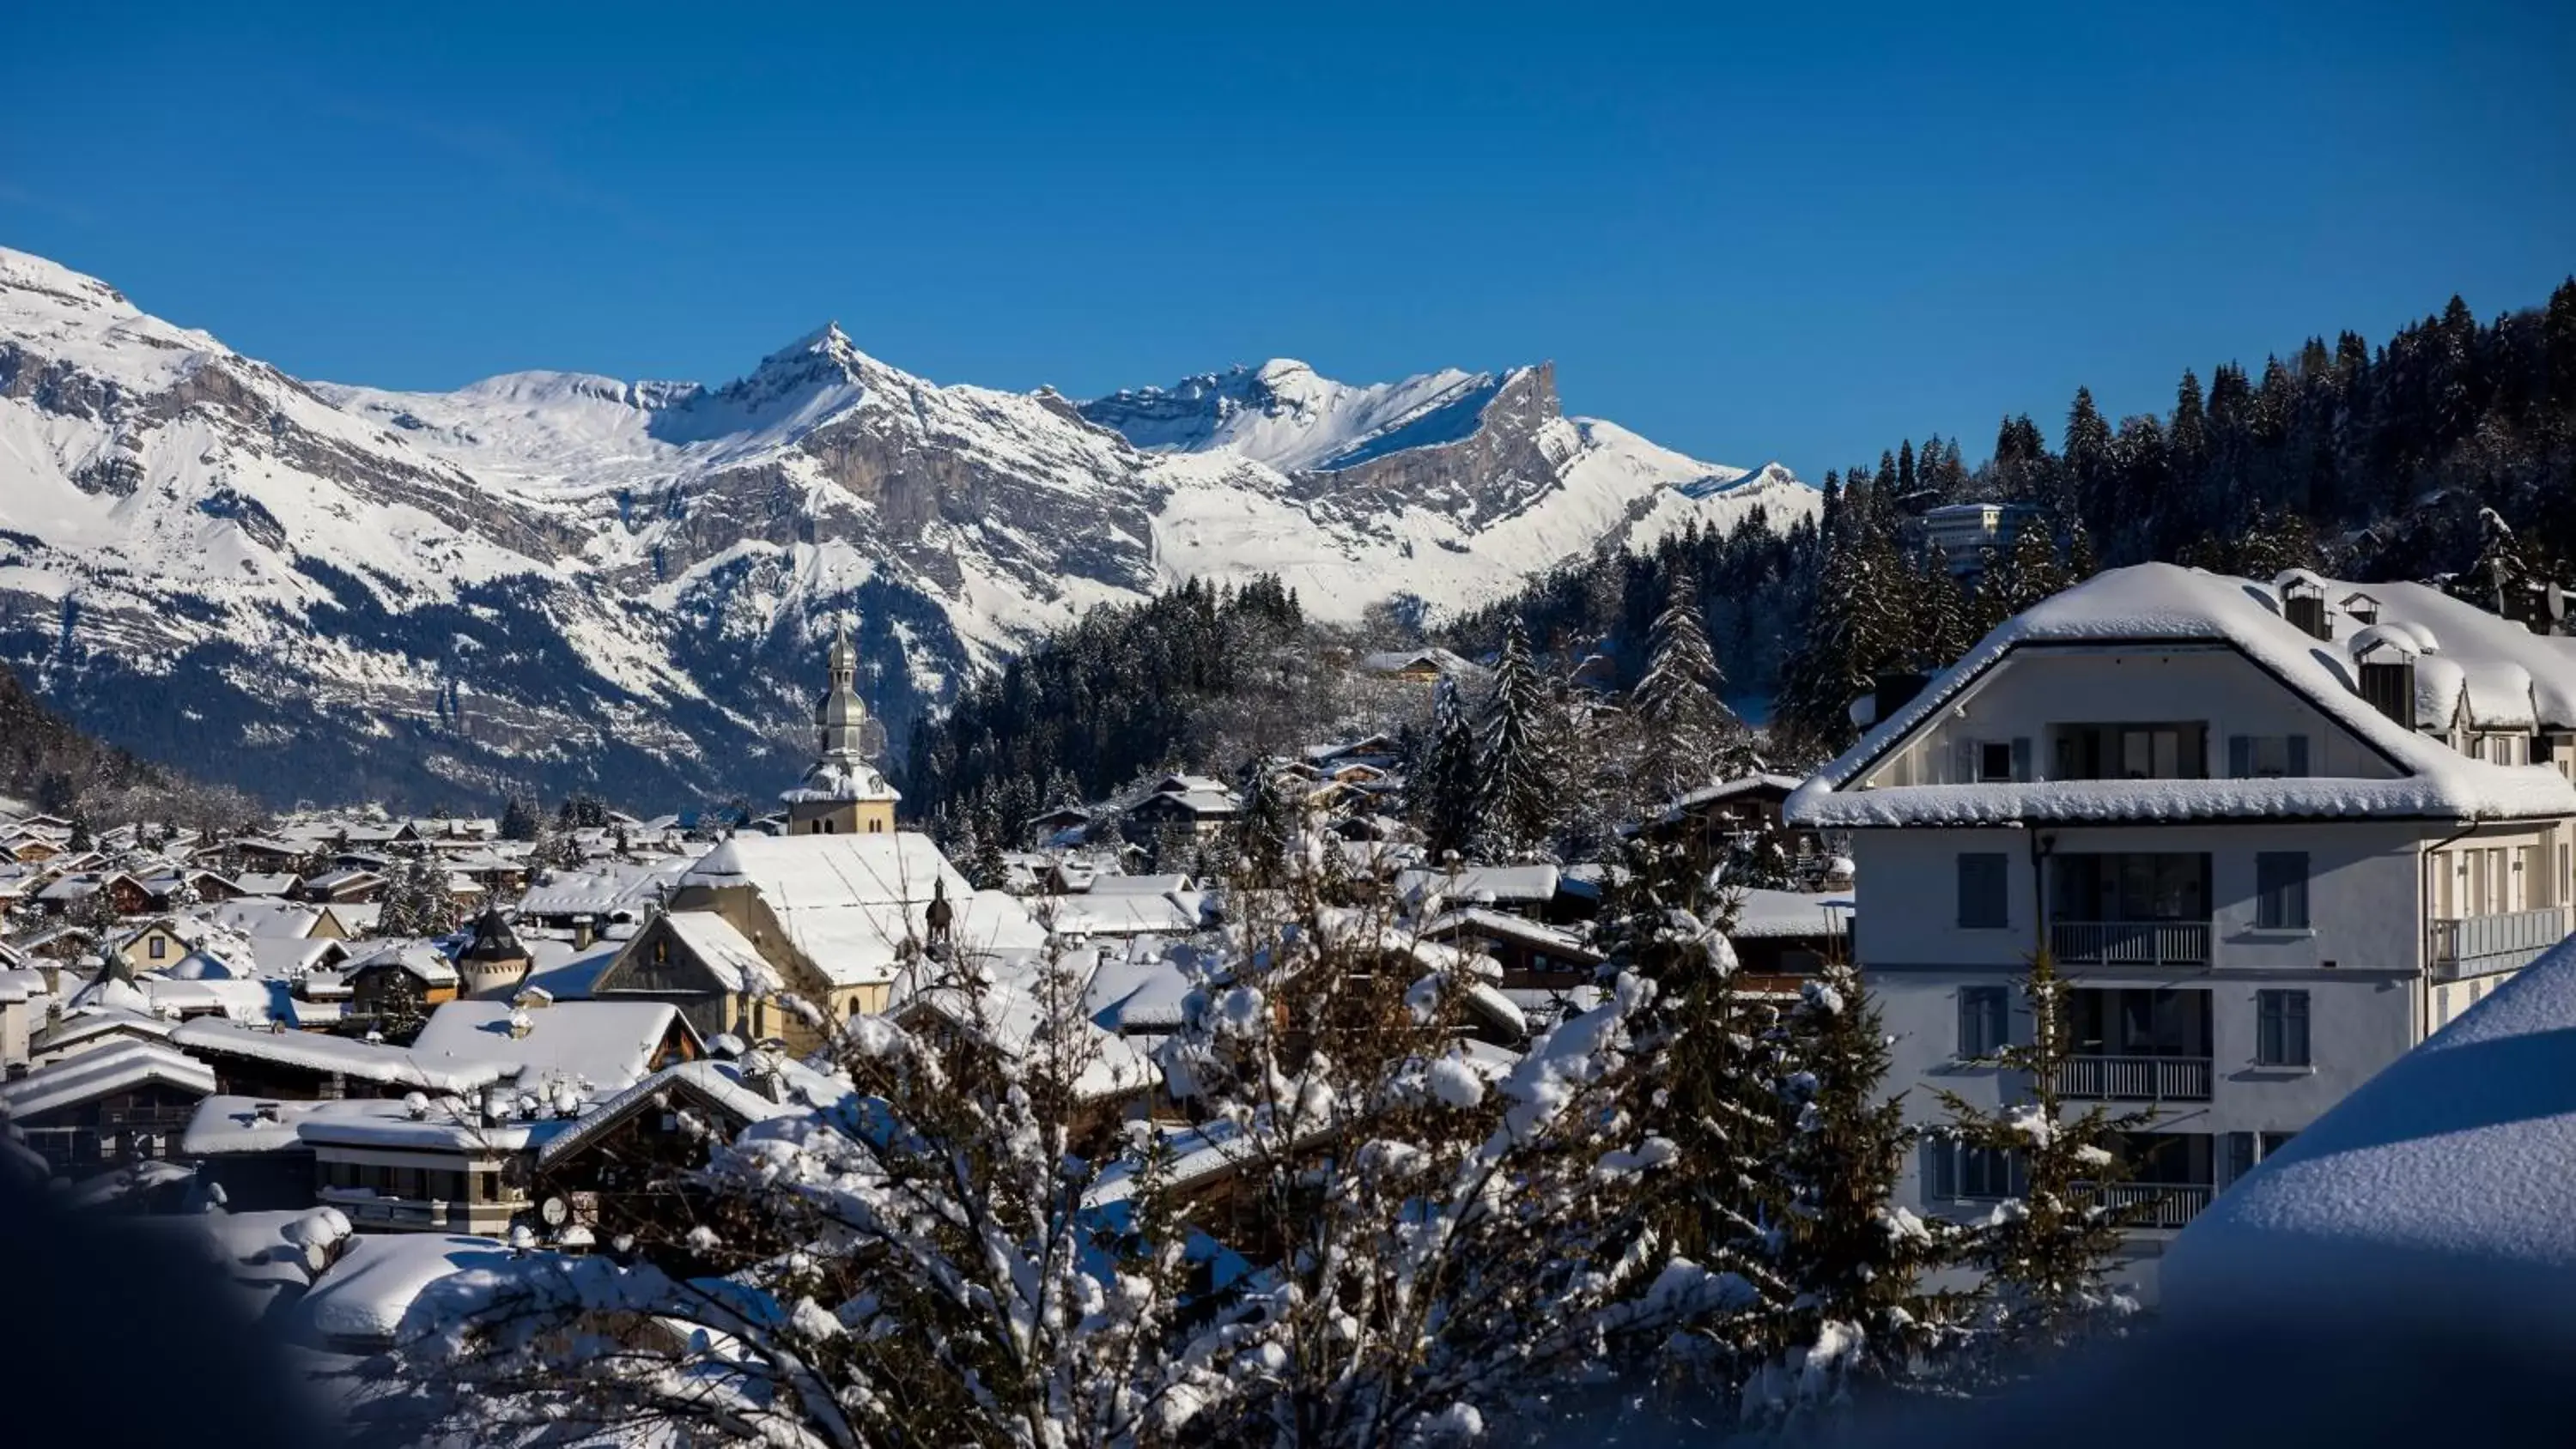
0, 246, 1812, 809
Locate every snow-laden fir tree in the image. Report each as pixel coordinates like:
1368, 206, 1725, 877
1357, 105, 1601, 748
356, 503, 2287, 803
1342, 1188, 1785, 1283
1153, 837, 1699, 1443
1745, 961, 1953, 1423
1595, 831, 1788, 1364
1414, 676, 1484, 863
386, 937, 1206, 1448
1932, 947, 2146, 1362
1475, 616, 1559, 858
1628, 567, 1734, 803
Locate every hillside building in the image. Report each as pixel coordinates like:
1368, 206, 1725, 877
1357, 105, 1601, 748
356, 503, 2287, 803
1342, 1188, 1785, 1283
1786, 564, 2576, 1288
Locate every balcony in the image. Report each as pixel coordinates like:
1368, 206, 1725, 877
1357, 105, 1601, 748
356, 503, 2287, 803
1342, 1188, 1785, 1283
2051, 919, 2211, 967
2088, 1182, 2213, 1230
2052, 1053, 2214, 1102
2427, 906, 2569, 982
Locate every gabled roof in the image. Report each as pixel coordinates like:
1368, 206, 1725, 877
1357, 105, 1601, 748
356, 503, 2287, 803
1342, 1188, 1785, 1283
681, 834, 1041, 987
410, 998, 695, 1094
172, 1017, 507, 1094
0, 1040, 216, 1120
1785, 564, 2576, 829
657, 911, 781, 993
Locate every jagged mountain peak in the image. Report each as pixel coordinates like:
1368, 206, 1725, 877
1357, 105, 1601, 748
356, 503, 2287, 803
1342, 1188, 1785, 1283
0, 244, 1810, 809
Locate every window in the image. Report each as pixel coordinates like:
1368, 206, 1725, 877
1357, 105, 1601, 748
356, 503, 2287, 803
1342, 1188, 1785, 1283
2226, 1130, 2304, 1186
1978, 741, 2014, 783
2051, 852, 2210, 923
1958, 985, 2008, 1057
2227, 734, 2311, 779
2256, 990, 2311, 1067
1957, 853, 2009, 930
2255, 852, 2310, 930
2053, 723, 2208, 780
1923, 1140, 2023, 1200
148, 936, 167, 961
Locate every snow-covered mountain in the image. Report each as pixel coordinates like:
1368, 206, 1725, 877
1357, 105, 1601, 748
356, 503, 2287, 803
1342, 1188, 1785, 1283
0, 246, 1809, 808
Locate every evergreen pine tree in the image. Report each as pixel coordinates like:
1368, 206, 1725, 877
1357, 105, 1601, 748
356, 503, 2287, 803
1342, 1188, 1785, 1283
1475, 617, 1558, 858
1935, 948, 2145, 1356
969, 800, 1011, 890
1763, 961, 1953, 1401
1599, 832, 1789, 1342
1413, 676, 1483, 862
1630, 567, 1731, 803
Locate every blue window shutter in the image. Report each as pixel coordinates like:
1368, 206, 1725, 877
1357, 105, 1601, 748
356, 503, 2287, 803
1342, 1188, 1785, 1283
2287, 734, 2310, 777
2227, 735, 2252, 778
2011, 737, 2032, 781
1924, 1141, 1954, 1199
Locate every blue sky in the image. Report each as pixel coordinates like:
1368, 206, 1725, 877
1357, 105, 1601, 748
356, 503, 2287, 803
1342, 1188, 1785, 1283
5, 3, 2570, 477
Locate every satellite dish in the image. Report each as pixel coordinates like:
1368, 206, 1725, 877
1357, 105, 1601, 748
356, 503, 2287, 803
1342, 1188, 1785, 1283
540, 1196, 569, 1227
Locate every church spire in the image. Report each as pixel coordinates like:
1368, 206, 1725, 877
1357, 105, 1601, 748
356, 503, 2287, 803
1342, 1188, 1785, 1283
816, 618, 870, 763
783, 615, 900, 831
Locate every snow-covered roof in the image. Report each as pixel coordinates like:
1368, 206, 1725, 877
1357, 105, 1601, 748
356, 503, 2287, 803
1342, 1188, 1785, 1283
410, 999, 690, 1094
1037, 891, 1200, 938
658, 911, 781, 994
1083, 947, 1199, 1033
180, 1094, 398, 1156
534, 1057, 841, 1168
0, 1040, 215, 1120
682, 834, 1041, 986
347, 939, 459, 986
1670, 773, 1807, 810
515, 858, 694, 919
206, 898, 325, 939
172, 1017, 509, 1093
295, 1093, 575, 1155
1419, 906, 1603, 962
2164, 932, 2576, 1317
1727, 889, 1855, 941
297, 1233, 526, 1345
1787, 564, 2576, 829
1394, 863, 1562, 907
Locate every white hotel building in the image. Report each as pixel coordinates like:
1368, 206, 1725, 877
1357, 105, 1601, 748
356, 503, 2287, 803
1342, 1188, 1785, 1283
1784, 563, 2576, 1277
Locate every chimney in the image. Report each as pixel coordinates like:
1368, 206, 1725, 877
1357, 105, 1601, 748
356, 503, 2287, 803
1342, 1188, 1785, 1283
2355, 639, 2419, 726
2282, 576, 2330, 641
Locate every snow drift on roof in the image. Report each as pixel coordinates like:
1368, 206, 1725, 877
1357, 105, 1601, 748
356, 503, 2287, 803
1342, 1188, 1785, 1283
2164, 929, 2576, 1317
1786, 563, 2576, 829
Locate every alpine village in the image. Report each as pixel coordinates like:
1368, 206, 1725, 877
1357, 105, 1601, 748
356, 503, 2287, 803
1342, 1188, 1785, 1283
7, 253, 2576, 1442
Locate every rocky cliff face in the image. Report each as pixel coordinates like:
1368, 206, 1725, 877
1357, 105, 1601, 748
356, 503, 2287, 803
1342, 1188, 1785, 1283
0, 246, 1808, 809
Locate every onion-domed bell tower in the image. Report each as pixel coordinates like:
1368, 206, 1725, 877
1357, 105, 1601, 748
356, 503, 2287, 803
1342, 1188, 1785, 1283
782, 621, 899, 836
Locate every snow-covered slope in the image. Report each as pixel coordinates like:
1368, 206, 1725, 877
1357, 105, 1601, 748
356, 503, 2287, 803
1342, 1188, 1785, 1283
0, 246, 1809, 807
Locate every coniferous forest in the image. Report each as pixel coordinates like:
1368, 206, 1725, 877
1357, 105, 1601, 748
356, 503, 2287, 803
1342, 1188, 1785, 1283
903, 281, 2576, 820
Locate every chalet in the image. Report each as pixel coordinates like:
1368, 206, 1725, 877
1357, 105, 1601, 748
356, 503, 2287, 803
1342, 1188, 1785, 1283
1127, 775, 1242, 839
38, 870, 154, 918
1358, 648, 1481, 683
532, 1053, 841, 1270
9, 923, 96, 961
302, 867, 388, 905
343, 943, 462, 1024
0, 1040, 216, 1176
586, 910, 782, 1042
1727, 889, 1856, 986
409, 997, 701, 1097
170, 1016, 507, 1100
28, 1007, 179, 1070
115, 916, 252, 974
1419, 907, 1603, 991
1025, 804, 1093, 848
301, 1093, 572, 1236
1394, 863, 1593, 926
179, 1094, 398, 1210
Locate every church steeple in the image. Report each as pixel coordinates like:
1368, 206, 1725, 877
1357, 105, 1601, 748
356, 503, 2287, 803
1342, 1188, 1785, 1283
783, 617, 899, 835
817, 621, 869, 763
